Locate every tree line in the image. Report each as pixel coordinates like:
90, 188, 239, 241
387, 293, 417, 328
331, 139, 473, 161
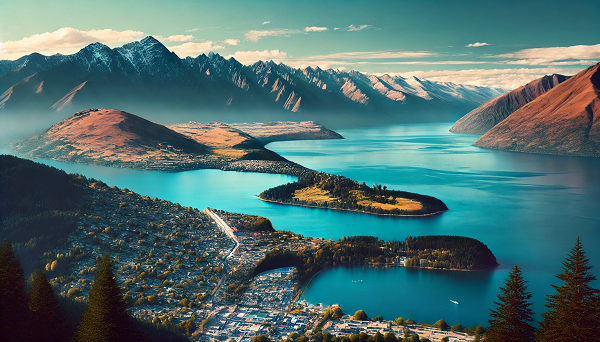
258, 171, 448, 216
253, 235, 498, 285
484, 238, 600, 342
0, 239, 189, 342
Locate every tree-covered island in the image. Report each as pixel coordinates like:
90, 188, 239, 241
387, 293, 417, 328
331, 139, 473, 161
258, 172, 448, 216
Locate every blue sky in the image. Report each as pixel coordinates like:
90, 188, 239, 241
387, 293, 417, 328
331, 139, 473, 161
1, 0, 599, 88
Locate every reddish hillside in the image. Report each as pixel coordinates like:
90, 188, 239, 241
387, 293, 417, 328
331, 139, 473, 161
473, 64, 600, 157
450, 74, 568, 134
15, 109, 210, 162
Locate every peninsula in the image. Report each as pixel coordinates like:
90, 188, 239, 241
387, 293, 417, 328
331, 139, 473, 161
14, 108, 448, 216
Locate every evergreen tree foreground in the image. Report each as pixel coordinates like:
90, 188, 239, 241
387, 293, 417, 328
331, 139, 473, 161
75, 254, 142, 342
484, 264, 535, 342
537, 238, 600, 342
0, 238, 31, 341
29, 268, 70, 342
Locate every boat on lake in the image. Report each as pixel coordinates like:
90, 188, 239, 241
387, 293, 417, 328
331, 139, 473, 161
450, 300, 459, 305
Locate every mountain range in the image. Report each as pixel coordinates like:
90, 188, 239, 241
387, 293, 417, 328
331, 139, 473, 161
472, 63, 600, 157
0, 36, 506, 128
450, 74, 569, 134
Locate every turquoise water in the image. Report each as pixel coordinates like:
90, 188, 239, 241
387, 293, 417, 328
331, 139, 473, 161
13, 122, 600, 327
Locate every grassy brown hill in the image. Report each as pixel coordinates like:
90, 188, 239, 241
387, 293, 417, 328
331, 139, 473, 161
473, 63, 600, 157
451, 74, 568, 134
13, 109, 337, 174
14, 109, 210, 164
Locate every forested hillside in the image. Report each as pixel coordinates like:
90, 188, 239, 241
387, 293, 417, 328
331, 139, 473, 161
0, 155, 87, 274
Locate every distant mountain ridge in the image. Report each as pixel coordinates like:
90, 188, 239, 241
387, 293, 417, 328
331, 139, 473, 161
473, 63, 600, 157
450, 74, 569, 134
0, 36, 506, 128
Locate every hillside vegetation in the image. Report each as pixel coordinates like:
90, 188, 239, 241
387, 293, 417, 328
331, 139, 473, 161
259, 172, 448, 216
0, 155, 87, 274
254, 235, 498, 284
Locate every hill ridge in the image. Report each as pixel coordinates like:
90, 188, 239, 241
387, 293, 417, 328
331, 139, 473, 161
450, 74, 569, 134
473, 63, 600, 157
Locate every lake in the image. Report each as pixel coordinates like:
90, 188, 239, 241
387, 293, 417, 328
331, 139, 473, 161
13, 122, 600, 327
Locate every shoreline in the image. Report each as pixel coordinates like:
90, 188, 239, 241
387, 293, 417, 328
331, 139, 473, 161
256, 197, 448, 218
293, 262, 497, 306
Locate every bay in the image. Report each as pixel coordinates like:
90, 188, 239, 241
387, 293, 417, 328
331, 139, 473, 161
7, 122, 600, 327
269, 123, 600, 327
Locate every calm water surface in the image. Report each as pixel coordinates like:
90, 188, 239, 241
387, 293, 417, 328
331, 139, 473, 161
10, 122, 600, 327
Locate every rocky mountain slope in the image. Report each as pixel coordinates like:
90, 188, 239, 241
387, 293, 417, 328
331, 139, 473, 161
0, 37, 506, 128
450, 74, 569, 134
473, 63, 600, 157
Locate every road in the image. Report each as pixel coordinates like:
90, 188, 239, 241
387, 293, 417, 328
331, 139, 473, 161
204, 208, 240, 259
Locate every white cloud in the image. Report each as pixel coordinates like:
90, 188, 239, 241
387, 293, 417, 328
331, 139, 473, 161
244, 29, 301, 42
169, 41, 225, 57
0, 27, 146, 60
158, 34, 194, 42
262, 21, 271, 25
304, 26, 328, 32
495, 44, 600, 65
285, 59, 487, 70
374, 61, 487, 65
185, 28, 200, 33
466, 42, 490, 47
225, 50, 288, 64
334, 27, 340, 31
285, 60, 354, 69
222, 39, 240, 46
346, 25, 373, 32
306, 51, 434, 60
381, 67, 574, 89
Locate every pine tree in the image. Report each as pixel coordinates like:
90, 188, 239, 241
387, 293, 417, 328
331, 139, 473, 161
0, 238, 31, 341
484, 264, 535, 342
74, 254, 141, 342
29, 268, 71, 342
537, 238, 599, 342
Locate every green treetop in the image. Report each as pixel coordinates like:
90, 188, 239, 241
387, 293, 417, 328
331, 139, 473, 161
537, 238, 599, 342
74, 254, 141, 342
354, 309, 368, 321
434, 319, 449, 331
484, 264, 535, 342
29, 268, 70, 342
0, 238, 31, 341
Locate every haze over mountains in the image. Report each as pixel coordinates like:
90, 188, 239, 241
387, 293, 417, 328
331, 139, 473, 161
473, 63, 600, 157
0, 36, 506, 129
450, 74, 569, 134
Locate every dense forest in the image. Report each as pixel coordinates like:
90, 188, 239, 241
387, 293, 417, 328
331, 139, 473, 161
253, 235, 498, 284
259, 172, 448, 216
0, 155, 88, 275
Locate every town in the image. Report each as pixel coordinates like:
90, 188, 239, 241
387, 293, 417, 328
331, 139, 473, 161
44, 180, 479, 342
